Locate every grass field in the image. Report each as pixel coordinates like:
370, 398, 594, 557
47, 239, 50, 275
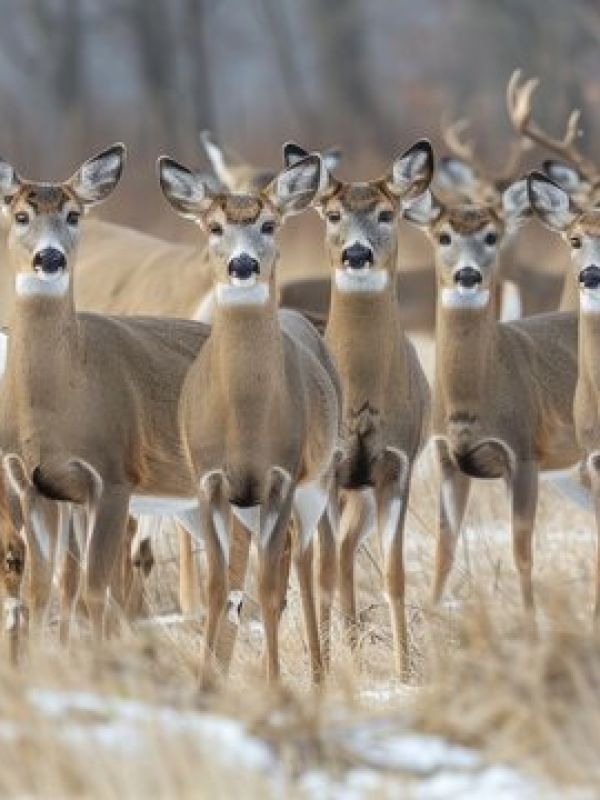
1, 406, 599, 798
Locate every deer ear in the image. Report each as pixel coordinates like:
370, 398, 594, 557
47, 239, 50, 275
0, 157, 20, 206
158, 156, 214, 219
68, 143, 126, 206
527, 171, 577, 231
435, 156, 477, 195
265, 155, 321, 217
402, 190, 442, 227
501, 179, 531, 229
542, 159, 589, 196
283, 142, 309, 168
386, 139, 434, 200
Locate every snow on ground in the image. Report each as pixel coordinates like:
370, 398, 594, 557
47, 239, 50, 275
0, 686, 574, 798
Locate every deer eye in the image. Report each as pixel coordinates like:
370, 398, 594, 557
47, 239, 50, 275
15, 211, 29, 225
570, 235, 582, 249
378, 209, 394, 224
326, 211, 341, 224
261, 220, 275, 235
438, 231, 451, 246
66, 210, 80, 226
208, 222, 223, 236
484, 231, 497, 246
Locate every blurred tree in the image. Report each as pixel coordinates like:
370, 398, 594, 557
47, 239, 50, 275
305, 0, 398, 150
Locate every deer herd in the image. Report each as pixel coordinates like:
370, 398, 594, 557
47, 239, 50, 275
0, 70, 599, 686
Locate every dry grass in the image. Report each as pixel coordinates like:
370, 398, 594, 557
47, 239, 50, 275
1, 389, 599, 796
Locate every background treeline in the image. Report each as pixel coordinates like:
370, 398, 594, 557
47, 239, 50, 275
1, 0, 599, 233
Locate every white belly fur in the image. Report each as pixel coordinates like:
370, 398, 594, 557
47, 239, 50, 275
129, 495, 198, 515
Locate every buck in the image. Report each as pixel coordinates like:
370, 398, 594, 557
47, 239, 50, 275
159, 152, 340, 685
0, 144, 218, 641
301, 140, 435, 678
402, 182, 581, 616
433, 95, 567, 318
527, 170, 600, 616
506, 69, 600, 313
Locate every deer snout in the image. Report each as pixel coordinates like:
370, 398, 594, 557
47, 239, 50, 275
33, 248, 66, 276
342, 243, 374, 270
454, 266, 482, 289
228, 253, 260, 282
579, 265, 600, 290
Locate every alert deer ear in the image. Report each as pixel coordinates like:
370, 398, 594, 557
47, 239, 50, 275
265, 154, 322, 217
0, 157, 21, 208
402, 190, 442, 227
386, 139, 434, 200
283, 143, 341, 174
542, 159, 589, 196
283, 142, 309, 168
527, 171, 578, 231
68, 143, 126, 206
435, 156, 477, 194
501, 178, 531, 230
157, 156, 214, 219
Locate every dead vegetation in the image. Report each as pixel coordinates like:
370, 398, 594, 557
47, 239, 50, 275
0, 440, 596, 797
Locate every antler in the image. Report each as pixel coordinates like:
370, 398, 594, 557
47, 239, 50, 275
441, 117, 493, 182
506, 69, 597, 182
442, 111, 533, 189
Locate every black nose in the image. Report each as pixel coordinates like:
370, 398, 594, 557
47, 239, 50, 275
342, 243, 374, 270
454, 266, 482, 289
579, 265, 600, 290
228, 254, 260, 281
33, 248, 66, 275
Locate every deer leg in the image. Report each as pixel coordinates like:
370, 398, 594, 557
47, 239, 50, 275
258, 469, 294, 685
199, 474, 229, 687
215, 515, 251, 675
587, 456, 600, 621
84, 486, 131, 641
178, 524, 201, 615
318, 512, 336, 672
58, 509, 81, 647
511, 460, 539, 621
375, 449, 411, 680
433, 442, 471, 604
120, 516, 148, 621
338, 489, 376, 652
293, 535, 322, 685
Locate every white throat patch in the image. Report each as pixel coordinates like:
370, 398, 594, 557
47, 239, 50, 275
580, 288, 600, 315
16, 272, 70, 298
441, 287, 490, 309
334, 268, 389, 294
215, 282, 269, 307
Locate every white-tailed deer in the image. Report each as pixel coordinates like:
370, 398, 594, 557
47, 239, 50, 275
159, 153, 340, 685
278, 141, 438, 334
307, 140, 434, 678
506, 69, 600, 312
435, 94, 567, 318
527, 170, 600, 616
403, 183, 581, 617
0, 144, 215, 641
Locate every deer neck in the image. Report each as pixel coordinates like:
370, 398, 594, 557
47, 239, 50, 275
209, 283, 284, 443
8, 288, 80, 448
435, 284, 498, 423
327, 266, 400, 413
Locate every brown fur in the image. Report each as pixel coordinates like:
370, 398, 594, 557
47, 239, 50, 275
422, 203, 581, 617
159, 156, 340, 685
317, 157, 431, 677
0, 166, 213, 639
